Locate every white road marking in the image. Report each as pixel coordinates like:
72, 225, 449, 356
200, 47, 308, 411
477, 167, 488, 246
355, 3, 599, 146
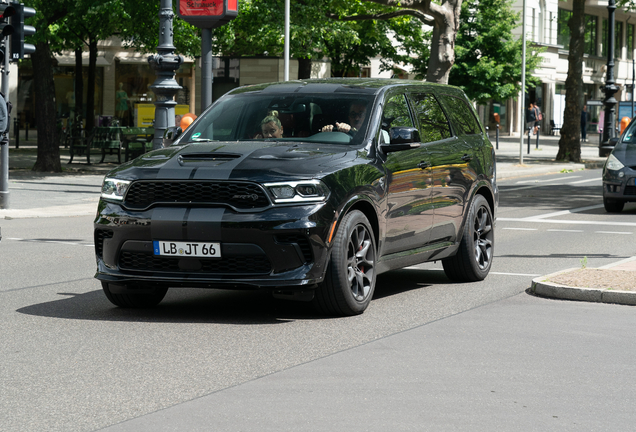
502, 227, 538, 231
498, 218, 636, 227
547, 229, 584, 232
595, 231, 633, 235
528, 204, 605, 219
516, 176, 582, 184
569, 178, 602, 184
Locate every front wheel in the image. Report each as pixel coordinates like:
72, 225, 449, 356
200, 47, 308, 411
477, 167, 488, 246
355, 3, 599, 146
443, 194, 494, 282
314, 210, 377, 316
101, 282, 168, 308
603, 196, 625, 213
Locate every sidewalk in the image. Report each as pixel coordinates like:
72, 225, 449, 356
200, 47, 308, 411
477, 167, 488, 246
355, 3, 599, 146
2, 135, 633, 302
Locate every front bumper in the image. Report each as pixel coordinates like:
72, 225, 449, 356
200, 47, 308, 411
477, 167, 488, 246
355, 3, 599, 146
602, 167, 636, 202
94, 200, 335, 289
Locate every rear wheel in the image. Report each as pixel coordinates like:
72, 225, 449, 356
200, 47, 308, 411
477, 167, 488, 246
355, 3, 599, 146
314, 210, 377, 316
603, 196, 625, 213
101, 282, 168, 308
443, 195, 494, 282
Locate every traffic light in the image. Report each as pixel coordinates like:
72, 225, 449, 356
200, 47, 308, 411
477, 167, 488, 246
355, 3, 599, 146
10, 2, 35, 61
0, 4, 15, 38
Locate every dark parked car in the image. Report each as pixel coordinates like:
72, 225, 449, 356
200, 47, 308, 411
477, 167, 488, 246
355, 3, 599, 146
94, 79, 498, 316
602, 123, 636, 212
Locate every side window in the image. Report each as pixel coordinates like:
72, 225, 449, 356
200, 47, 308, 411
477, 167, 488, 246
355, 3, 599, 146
381, 94, 414, 131
409, 93, 452, 143
439, 94, 482, 135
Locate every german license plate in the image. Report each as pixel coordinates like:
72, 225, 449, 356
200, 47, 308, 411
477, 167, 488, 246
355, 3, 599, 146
153, 241, 221, 258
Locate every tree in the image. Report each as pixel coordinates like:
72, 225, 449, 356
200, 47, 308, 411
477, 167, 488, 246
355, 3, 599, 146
26, 0, 200, 172
338, 0, 462, 84
212, 0, 424, 79
449, 0, 543, 104
27, 0, 68, 172
556, 0, 586, 162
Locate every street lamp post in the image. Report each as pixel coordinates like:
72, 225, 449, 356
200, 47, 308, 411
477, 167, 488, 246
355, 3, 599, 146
148, 0, 183, 151
601, 0, 618, 157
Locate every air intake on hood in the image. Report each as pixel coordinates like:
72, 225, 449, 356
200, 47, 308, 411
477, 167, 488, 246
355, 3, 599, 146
178, 153, 241, 162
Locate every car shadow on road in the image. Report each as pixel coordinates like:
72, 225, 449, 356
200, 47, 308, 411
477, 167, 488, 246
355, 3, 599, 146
16, 268, 450, 324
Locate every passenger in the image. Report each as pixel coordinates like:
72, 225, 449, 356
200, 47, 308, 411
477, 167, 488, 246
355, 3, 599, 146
321, 101, 367, 134
256, 111, 284, 138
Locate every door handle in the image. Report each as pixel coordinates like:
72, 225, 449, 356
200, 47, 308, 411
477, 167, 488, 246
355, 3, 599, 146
418, 161, 431, 169
461, 154, 472, 162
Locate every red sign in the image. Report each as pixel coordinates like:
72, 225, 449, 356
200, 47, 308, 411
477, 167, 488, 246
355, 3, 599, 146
178, 0, 238, 28
180, 1, 224, 17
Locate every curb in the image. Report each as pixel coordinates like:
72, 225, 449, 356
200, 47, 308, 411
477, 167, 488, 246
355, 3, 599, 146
531, 262, 636, 306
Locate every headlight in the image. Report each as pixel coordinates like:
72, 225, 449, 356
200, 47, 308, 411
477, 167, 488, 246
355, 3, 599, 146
101, 178, 131, 201
606, 154, 625, 171
264, 180, 330, 204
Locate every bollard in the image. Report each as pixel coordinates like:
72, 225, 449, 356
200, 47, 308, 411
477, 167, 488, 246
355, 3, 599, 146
536, 125, 540, 149
25, 121, 28, 141
496, 124, 499, 150
528, 127, 532, 154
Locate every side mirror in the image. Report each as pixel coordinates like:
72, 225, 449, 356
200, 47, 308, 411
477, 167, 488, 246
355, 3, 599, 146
381, 126, 421, 153
163, 126, 183, 147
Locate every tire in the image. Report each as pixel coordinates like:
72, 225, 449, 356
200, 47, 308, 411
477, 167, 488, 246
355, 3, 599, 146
314, 210, 377, 316
101, 282, 168, 308
442, 194, 494, 282
603, 196, 625, 213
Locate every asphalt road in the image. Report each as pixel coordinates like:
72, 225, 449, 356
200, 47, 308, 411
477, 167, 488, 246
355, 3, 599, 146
1, 168, 635, 431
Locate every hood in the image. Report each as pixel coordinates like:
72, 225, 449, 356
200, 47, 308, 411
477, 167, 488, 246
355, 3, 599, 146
106, 141, 357, 182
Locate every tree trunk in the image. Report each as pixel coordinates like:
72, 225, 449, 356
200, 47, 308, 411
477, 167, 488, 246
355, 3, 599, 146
298, 57, 312, 79
32, 41, 61, 172
74, 48, 83, 124
85, 39, 97, 134
426, 2, 461, 84
556, 0, 585, 162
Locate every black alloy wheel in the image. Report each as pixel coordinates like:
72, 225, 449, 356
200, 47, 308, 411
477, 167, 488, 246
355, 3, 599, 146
314, 210, 377, 316
443, 194, 494, 282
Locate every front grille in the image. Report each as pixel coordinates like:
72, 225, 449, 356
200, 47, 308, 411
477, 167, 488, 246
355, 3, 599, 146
118, 251, 271, 274
275, 234, 313, 263
123, 181, 270, 210
95, 229, 114, 258
625, 186, 636, 196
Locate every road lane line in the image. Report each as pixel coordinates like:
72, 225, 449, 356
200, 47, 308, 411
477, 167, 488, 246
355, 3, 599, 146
498, 217, 636, 227
502, 227, 538, 231
515, 176, 582, 184
595, 231, 633, 235
527, 204, 605, 219
569, 178, 602, 184
547, 229, 584, 232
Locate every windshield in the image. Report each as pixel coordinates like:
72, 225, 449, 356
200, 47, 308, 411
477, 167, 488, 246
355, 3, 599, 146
179, 92, 376, 146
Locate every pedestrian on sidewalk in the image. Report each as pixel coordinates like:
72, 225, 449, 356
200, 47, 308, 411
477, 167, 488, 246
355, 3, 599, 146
526, 102, 537, 136
581, 105, 589, 142
533, 103, 542, 135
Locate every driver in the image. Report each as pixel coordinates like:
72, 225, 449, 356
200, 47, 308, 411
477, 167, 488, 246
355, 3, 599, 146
256, 111, 284, 138
321, 101, 367, 135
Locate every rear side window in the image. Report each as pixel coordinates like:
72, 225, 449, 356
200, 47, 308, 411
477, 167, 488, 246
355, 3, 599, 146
409, 93, 452, 143
439, 94, 482, 135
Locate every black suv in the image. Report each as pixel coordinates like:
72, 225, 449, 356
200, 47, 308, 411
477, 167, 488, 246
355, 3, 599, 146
94, 79, 498, 316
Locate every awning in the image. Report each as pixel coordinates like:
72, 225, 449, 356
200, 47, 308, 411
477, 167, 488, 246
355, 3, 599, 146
55, 52, 111, 66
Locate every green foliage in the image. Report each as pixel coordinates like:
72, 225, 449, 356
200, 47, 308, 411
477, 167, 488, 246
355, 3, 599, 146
212, 0, 426, 76
448, 0, 544, 104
